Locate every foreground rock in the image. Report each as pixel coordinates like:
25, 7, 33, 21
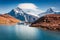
30, 14, 60, 31
0, 14, 20, 25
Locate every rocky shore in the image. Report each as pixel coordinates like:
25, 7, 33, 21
0, 14, 20, 25
30, 14, 60, 31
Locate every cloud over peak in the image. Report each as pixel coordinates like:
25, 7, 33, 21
18, 3, 38, 10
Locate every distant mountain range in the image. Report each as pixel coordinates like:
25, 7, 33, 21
39, 8, 60, 17
8, 6, 60, 23
1, 3, 60, 24
8, 7, 39, 23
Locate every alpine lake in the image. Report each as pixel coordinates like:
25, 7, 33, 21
0, 24, 60, 40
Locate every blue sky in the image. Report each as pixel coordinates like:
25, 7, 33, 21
0, 0, 60, 13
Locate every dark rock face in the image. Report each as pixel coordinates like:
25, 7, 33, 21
8, 9, 25, 21
8, 9, 38, 23
46, 8, 54, 13
30, 14, 60, 31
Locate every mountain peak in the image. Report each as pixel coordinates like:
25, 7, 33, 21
46, 8, 54, 13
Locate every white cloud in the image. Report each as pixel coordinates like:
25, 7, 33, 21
18, 3, 44, 14
18, 3, 38, 10
18, 3, 43, 12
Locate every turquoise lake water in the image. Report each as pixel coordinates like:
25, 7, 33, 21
0, 24, 60, 40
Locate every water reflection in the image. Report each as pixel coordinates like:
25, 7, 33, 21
0, 25, 60, 40
15, 25, 42, 40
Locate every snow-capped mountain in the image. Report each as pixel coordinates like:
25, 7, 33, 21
8, 3, 60, 23
8, 7, 25, 21
38, 8, 54, 17
46, 8, 54, 13
39, 8, 60, 17
8, 3, 42, 23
